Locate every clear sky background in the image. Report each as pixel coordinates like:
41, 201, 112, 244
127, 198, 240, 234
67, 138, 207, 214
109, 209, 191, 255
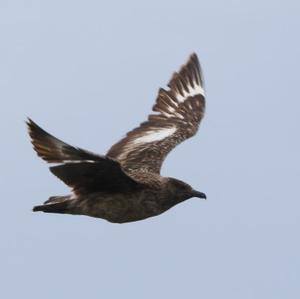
1, 0, 299, 298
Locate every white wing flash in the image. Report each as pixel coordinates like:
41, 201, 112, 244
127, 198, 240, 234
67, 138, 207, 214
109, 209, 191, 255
133, 127, 177, 144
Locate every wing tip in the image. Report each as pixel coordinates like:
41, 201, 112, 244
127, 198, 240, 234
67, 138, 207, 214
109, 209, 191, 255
26, 117, 47, 141
187, 52, 205, 88
26, 117, 35, 135
189, 52, 198, 61
166, 53, 205, 101
26, 118, 60, 163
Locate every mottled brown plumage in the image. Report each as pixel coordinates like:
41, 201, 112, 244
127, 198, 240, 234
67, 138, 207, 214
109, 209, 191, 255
28, 53, 207, 223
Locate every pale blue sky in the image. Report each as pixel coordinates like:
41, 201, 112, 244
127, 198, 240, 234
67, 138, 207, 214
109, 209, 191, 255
1, 0, 299, 298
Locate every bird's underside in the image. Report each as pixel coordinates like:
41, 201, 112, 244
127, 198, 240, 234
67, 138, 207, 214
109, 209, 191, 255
27, 53, 206, 223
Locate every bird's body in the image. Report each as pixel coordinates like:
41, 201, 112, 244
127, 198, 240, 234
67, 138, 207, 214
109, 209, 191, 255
35, 185, 184, 223
28, 53, 207, 223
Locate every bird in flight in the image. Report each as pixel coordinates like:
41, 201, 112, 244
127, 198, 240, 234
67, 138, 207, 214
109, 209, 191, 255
27, 53, 207, 223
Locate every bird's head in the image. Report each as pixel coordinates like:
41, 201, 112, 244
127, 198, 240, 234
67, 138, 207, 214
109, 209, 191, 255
166, 178, 206, 201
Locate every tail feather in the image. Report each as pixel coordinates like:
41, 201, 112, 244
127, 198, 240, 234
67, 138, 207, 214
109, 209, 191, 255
33, 196, 71, 214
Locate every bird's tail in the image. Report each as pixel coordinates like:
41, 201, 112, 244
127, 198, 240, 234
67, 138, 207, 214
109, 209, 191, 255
33, 196, 71, 214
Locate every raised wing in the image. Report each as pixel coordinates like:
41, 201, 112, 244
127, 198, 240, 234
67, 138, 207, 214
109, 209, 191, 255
27, 118, 139, 194
107, 53, 205, 174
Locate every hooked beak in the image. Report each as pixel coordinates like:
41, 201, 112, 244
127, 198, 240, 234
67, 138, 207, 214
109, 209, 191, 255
191, 190, 207, 199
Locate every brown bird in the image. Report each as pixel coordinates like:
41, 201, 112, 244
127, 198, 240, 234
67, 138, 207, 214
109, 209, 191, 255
27, 53, 207, 223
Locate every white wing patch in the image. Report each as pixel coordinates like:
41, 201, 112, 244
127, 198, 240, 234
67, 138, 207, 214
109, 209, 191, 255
61, 160, 96, 164
133, 127, 176, 144
175, 80, 205, 103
